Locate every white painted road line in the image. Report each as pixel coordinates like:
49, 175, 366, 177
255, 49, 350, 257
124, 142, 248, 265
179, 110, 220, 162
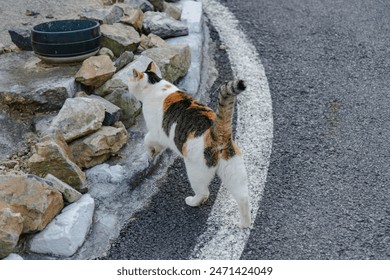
190, 0, 274, 259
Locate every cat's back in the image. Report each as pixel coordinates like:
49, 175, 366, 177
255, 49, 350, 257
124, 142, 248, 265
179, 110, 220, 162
161, 90, 216, 156
162, 90, 215, 136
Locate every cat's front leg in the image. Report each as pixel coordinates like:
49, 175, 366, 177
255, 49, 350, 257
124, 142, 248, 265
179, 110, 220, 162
144, 132, 165, 158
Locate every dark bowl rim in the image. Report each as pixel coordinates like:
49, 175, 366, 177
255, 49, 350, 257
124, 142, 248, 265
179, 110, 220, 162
32, 19, 100, 35
31, 35, 101, 46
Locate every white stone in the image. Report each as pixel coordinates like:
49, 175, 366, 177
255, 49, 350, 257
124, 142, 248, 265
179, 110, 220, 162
29, 194, 95, 257
86, 163, 126, 185
180, 0, 203, 33
2, 253, 24, 260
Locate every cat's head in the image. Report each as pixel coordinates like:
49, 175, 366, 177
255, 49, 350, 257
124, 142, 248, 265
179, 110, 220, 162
128, 61, 161, 101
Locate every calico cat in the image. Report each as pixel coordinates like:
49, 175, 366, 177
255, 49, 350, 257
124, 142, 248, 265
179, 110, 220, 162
128, 61, 251, 228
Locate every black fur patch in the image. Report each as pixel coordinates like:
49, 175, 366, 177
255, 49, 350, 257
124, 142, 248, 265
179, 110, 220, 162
204, 146, 219, 167
146, 71, 162, 84
221, 140, 236, 160
162, 92, 214, 154
237, 80, 246, 91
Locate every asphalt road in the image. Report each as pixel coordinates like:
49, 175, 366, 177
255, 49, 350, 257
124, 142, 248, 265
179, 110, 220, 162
107, 0, 390, 259
234, 0, 390, 259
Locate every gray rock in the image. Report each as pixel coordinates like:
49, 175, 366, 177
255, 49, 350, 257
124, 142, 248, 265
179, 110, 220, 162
100, 23, 141, 57
0, 108, 32, 161
140, 33, 167, 50
49, 97, 105, 142
74, 91, 88, 98
102, 0, 116, 5
163, 2, 182, 20
143, 11, 188, 39
105, 90, 141, 128
114, 51, 135, 72
0, 207, 24, 259
0, 174, 64, 233
148, 0, 164, 11
8, 28, 32, 51
0, 52, 78, 114
44, 174, 82, 203
85, 95, 121, 126
98, 47, 115, 59
28, 131, 88, 193
29, 194, 95, 257
75, 55, 116, 88
68, 123, 128, 169
143, 44, 191, 83
95, 79, 127, 98
119, 7, 144, 32
33, 113, 56, 136
80, 5, 123, 24
124, 0, 154, 12
0, 43, 5, 54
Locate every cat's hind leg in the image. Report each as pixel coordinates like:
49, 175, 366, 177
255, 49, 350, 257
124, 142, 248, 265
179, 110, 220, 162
217, 155, 251, 228
184, 159, 216, 207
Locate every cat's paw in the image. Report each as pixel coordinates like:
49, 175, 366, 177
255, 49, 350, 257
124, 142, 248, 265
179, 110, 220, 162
185, 195, 208, 207
185, 196, 200, 207
147, 146, 157, 158
147, 144, 165, 158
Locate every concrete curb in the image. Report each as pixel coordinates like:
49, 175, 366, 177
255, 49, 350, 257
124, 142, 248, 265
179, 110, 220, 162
167, 0, 204, 96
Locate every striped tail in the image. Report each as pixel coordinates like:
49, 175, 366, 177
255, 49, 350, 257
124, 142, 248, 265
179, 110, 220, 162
213, 80, 246, 145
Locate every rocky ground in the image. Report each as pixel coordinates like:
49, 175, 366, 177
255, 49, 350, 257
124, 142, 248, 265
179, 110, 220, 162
0, 0, 203, 260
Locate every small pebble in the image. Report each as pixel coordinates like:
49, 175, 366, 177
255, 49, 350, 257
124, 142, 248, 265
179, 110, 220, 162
25, 9, 40, 17
219, 44, 227, 50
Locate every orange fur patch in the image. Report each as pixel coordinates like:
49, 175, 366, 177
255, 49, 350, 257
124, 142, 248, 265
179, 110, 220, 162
163, 91, 186, 111
221, 141, 241, 160
162, 84, 172, 91
187, 102, 216, 121
203, 129, 214, 148
201, 110, 216, 121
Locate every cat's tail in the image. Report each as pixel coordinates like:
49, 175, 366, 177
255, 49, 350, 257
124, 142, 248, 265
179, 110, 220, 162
213, 79, 246, 144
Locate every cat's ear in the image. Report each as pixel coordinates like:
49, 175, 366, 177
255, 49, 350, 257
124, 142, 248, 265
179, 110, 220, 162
132, 69, 143, 80
145, 61, 157, 74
